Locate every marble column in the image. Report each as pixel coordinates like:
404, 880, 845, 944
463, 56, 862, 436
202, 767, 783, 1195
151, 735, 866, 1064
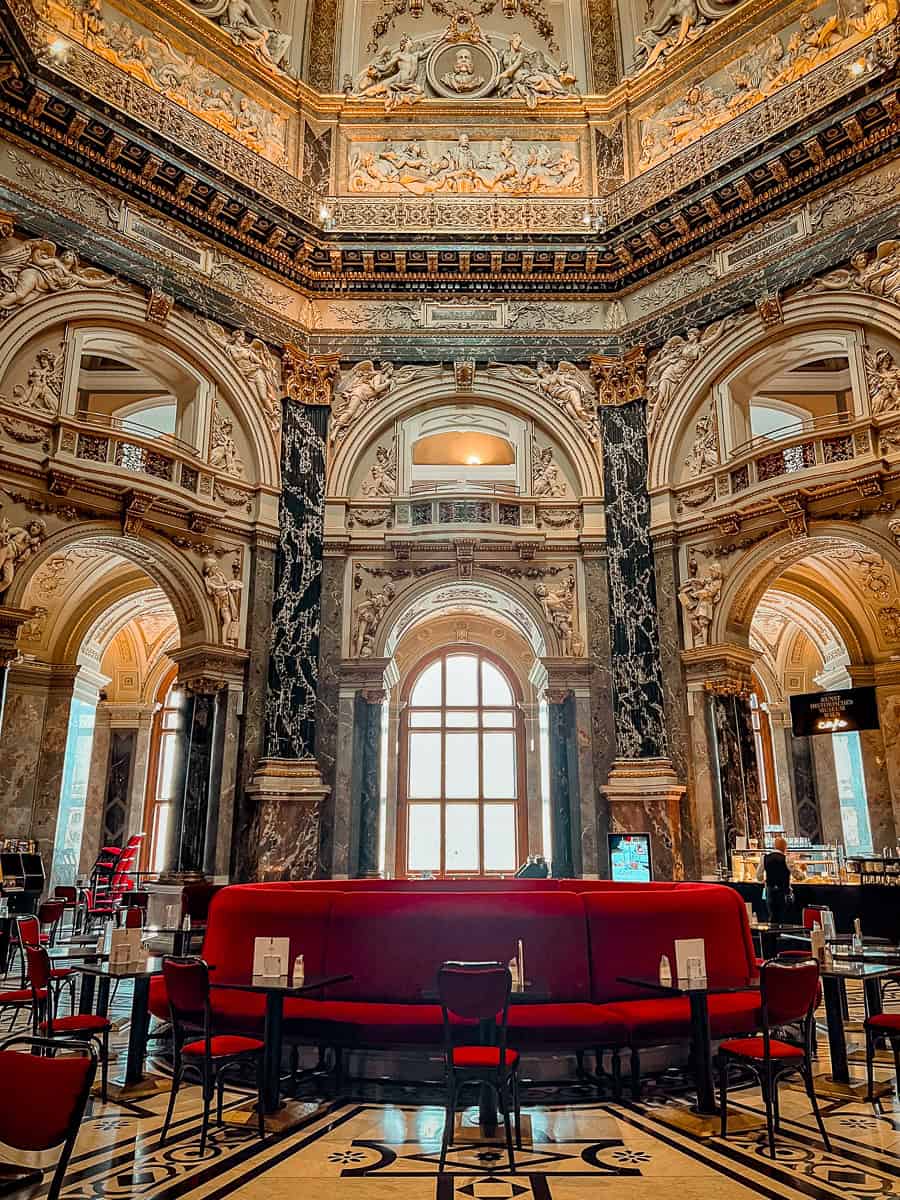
250, 350, 339, 881
80, 702, 157, 871
543, 658, 596, 876
682, 644, 760, 874
0, 661, 79, 865
857, 726, 895, 850
766, 705, 798, 834
582, 549, 616, 875
590, 349, 685, 879
331, 659, 389, 878
790, 733, 822, 841
315, 550, 346, 875
811, 734, 844, 846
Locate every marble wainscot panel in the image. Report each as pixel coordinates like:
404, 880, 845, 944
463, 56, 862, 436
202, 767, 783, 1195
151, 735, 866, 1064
39, 0, 290, 165
250, 402, 331, 881
344, 132, 586, 196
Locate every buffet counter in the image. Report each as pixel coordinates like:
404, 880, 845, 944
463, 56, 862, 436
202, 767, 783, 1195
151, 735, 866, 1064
726, 880, 900, 942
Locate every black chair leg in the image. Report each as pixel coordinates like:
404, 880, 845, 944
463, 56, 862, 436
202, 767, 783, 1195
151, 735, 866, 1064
611, 1049, 622, 1100
439, 1075, 456, 1173
803, 1065, 831, 1152
772, 1076, 781, 1133
498, 1081, 515, 1174
630, 1048, 641, 1099
160, 1062, 182, 1144
512, 1069, 522, 1149
761, 1075, 776, 1158
718, 1059, 728, 1139
866, 1026, 876, 1104
199, 1070, 212, 1156
100, 1032, 108, 1102
217, 1072, 225, 1125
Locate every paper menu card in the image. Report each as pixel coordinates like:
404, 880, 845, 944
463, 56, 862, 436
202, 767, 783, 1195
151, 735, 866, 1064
253, 936, 290, 978
108, 927, 144, 971
674, 937, 707, 985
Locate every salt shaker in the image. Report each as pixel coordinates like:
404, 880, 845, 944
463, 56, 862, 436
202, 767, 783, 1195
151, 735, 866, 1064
292, 954, 305, 988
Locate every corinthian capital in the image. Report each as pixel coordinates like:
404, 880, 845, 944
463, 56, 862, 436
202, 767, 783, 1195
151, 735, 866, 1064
589, 345, 647, 406
283, 345, 341, 406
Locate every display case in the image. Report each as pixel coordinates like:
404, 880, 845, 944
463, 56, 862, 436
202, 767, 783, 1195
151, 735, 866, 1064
844, 855, 900, 885
730, 841, 845, 884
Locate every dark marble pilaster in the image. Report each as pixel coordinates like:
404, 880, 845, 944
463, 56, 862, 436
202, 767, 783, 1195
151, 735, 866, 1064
548, 691, 579, 878
316, 551, 346, 875
583, 551, 616, 875
790, 734, 822, 842
351, 690, 384, 878
101, 729, 136, 848
161, 685, 226, 879
711, 693, 764, 850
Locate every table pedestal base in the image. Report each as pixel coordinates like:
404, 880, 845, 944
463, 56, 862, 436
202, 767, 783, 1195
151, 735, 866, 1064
222, 1098, 324, 1134
813, 1073, 893, 1102
653, 1102, 764, 1137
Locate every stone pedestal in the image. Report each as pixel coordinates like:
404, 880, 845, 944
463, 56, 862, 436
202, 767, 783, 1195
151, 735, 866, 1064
246, 757, 330, 880
602, 758, 686, 879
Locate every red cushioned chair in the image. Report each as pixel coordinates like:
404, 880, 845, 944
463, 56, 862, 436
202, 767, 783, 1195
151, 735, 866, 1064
717, 958, 830, 1158
26, 948, 111, 1102
53, 887, 80, 936
160, 957, 265, 1155
0, 1036, 97, 1200
14, 916, 77, 1016
863, 1011, 900, 1107
437, 962, 520, 1175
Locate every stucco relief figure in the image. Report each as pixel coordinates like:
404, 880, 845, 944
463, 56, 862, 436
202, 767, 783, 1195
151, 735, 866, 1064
0, 238, 119, 312
498, 361, 599, 441
535, 573, 580, 656
202, 555, 243, 646
0, 517, 46, 594
678, 556, 723, 647
353, 583, 395, 657
633, 0, 705, 72
205, 322, 280, 425
684, 409, 719, 475
18, 347, 64, 412
496, 34, 577, 109
815, 242, 900, 302
360, 442, 397, 497
209, 403, 246, 477
188, 0, 291, 69
331, 362, 428, 444
532, 442, 566, 497
441, 47, 486, 92
646, 318, 735, 423
355, 35, 426, 112
865, 348, 900, 415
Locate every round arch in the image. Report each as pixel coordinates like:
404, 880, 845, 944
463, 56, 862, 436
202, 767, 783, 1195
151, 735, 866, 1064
647, 291, 900, 495
327, 372, 604, 501
711, 521, 900, 656
6, 522, 218, 648
0, 289, 280, 490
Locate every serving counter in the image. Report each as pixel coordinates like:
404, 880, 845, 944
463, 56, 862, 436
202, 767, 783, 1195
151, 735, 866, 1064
726, 881, 900, 943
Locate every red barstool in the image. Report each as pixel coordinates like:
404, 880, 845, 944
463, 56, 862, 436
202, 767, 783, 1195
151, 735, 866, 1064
160, 957, 266, 1154
26, 948, 111, 1102
717, 957, 830, 1158
437, 962, 521, 1174
0, 1036, 97, 1200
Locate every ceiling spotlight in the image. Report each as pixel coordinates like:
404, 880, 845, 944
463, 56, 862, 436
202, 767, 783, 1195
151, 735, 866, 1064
318, 203, 334, 231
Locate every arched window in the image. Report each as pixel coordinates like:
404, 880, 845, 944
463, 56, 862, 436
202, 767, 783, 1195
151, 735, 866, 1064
398, 647, 526, 877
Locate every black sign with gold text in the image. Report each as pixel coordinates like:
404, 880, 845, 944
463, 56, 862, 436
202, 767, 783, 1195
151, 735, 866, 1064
790, 687, 880, 737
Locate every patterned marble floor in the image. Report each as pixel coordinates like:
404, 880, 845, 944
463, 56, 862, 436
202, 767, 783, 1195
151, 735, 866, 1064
4, 967, 900, 1200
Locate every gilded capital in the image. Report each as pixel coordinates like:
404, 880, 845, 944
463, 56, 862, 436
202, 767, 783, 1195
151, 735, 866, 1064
283, 345, 341, 406
589, 346, 647, 406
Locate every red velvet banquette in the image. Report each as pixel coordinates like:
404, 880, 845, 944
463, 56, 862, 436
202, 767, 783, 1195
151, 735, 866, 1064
148, 880, 760, 1064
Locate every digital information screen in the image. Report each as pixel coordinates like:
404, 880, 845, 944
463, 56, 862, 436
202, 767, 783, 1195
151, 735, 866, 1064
608, 833, 652, 883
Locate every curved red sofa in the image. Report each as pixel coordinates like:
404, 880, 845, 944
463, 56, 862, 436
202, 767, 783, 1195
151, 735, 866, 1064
149, 880, 759, 1062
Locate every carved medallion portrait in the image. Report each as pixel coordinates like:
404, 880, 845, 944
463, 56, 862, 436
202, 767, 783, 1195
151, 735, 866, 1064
427, 38, 498, 99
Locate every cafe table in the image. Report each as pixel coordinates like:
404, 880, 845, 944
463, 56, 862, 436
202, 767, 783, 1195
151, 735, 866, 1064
211, 972, 351, 1131
815, 955, 900, 1101
750, 922, 807, 959
617, 975, 763, 1135
74, 956, 165, 1100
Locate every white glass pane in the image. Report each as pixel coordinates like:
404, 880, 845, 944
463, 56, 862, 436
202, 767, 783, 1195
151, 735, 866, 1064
482, 660, 513, 707
158, 734, 178, 801
409, 711, 441, 727
446, 710, 478, 727
483, 732, 516, 798
445, 804, 479, 871
444, 732, 479, 798
445, 655, 478, 706
151, 804, 170, 873
483, 804, 517, 872
411, 660, 442, 707
408, 732, 441, 797
408, 804, 441, 872
483, 711, 514, 727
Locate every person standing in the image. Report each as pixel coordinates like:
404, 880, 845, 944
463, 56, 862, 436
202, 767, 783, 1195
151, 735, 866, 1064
756, 836, 799, 924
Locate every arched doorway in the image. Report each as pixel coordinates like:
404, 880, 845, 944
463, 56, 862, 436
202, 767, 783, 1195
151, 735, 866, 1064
397, 645, 527, 877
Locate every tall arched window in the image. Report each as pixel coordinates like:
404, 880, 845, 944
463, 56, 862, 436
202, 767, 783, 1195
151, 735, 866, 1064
398, 647, 526, 877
